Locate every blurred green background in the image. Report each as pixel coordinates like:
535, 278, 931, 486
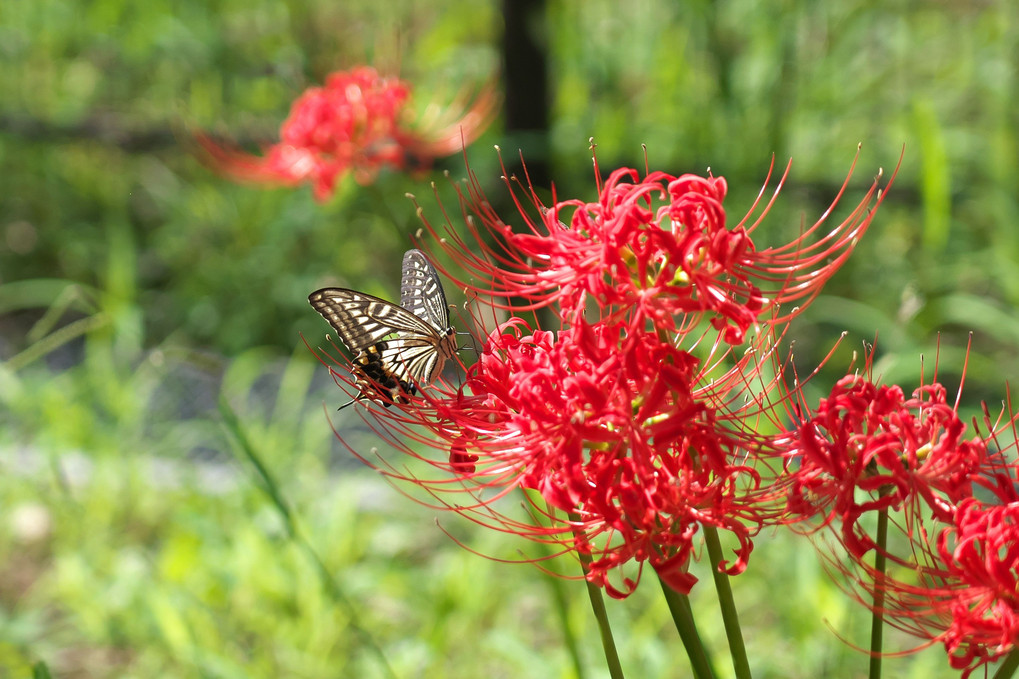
1, 0, 1017, 677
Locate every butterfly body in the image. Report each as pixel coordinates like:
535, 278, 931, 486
309, 250, 457, 407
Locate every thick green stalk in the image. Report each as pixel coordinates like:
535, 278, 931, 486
579, 568, 625, 679
993, 648, 1019, 679
658, 575, 718, 679
570, 512, 625, 679
868, 507, 889, 679
702, 524, 752, 679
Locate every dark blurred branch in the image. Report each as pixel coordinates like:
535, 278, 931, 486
0, 113, 923, 206
0, 114, 178, 152
501, 0, 550, 189
0, 114, 271, 154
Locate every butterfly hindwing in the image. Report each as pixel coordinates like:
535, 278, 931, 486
368, 334, 442, 385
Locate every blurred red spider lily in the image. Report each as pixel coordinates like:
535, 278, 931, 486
197, 66, 496, 200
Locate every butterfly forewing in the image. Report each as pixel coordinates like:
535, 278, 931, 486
400, 249, 451, 333
309, 288, 436, 355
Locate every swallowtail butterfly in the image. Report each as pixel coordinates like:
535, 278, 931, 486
309, 249, 458, 408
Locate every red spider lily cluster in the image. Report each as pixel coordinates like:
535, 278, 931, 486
312, 147, 908, 598
199, 57, 1019, 677
425, 316, 785, 597
197, 66, 496, 200
937, 495, 1019, 673
782, 374, 995, 553
791, 358, 1019, 677
304, 139, 1019, 672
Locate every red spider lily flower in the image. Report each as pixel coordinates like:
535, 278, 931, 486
934, 496, 1019, 675
311, 305, 794, 598
826, 456, 1019, 678
781, 373, 993, 557
307, 148, 896, 598
772, 338, 1019, 676
197, 66, 496, 201
413, 145, 899, 344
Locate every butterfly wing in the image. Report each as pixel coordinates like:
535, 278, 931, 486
400, 249, 451, 334
308, 288, 445, 384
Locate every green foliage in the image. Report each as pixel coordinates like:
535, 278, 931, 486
3, 0, 1019, 677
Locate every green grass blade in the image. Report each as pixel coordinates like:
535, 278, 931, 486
32, 661, 54, 679
217, 396, 399, 679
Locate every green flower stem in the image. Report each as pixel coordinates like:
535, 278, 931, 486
869, 507, 889, 679
703, 524, 752, 679
658, 575, 718, 679
32, 661, 53, 679
570, 513, 625, 679
580, 567, 625, 679
993, 648, 1019, 679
